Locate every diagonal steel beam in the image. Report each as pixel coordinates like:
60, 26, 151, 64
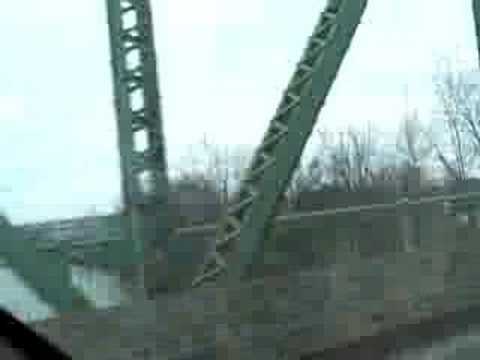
0, 223, 91, 313
193, 0, 368, 286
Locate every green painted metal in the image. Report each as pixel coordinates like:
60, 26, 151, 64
37, 240, 139, 271
67, 215, 138, 269
193, 0, 368, 285
473, 0, 480, 66
69, 239, 142, 269
105, 0, 171, 295
106, 0, 169, 206
0, 224, 91, 313
0, 0, 171, 312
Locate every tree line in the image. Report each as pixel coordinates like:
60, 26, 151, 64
163, 65, 480, 226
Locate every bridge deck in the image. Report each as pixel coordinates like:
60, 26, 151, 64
305, 306, 480, 359
29, 249, 480, 359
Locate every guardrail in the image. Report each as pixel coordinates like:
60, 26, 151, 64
15, 190, 480, 275
176, 190, 480, 235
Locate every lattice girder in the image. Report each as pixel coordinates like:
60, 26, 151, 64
194, 0, 368, 286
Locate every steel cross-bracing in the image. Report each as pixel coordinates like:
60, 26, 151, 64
4, 0, 480, 318
0, 225, 91, 313
192, 0, 480, 287
0, 0, 171, 312
105, 0, 171, 296
193, 0, 368, 286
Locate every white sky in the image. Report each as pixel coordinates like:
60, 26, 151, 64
0, 0, 479, 224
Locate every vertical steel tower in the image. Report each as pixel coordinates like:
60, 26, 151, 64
105, 0, 170, 297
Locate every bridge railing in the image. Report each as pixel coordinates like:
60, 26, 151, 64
9, 180, 480, 304
14, 187, 480, 275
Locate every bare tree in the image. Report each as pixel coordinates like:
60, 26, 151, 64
286, 127, 333, 203
287, 156, 325, 210
433, 65, 478, 180
369, 163, 398, 190
324, 126, 378, 191
348, 124, 376, 189
396, 108, 433, 168
200, 135, 227, 203
198, 135, 252, 205
328, 131, 353, 190
172, 135, 253, 225
294, 157, 324, 191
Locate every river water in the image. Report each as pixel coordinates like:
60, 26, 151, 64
0, 260, 129, 323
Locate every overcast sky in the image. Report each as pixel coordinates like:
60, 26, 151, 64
0, 0, 479, 224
